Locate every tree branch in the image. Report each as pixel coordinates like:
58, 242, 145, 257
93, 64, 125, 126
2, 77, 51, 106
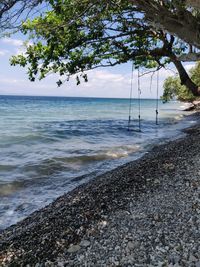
130, 0, 200, 49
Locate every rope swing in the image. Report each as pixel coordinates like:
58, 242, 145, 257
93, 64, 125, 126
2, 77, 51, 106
137, 68, 141, 131
127, 64, 142, 132
155, 70, 159, 125
128, 62, 134, 131
128, 65, 160, 131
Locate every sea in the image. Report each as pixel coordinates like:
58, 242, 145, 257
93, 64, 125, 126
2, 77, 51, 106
0, 95, 197, 230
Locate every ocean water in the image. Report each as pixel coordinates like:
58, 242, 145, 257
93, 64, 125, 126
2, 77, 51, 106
0, 95, 196, 230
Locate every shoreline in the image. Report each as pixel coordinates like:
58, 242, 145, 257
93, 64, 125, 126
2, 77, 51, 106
0, 97, 190, 232
1, 113, 200, 266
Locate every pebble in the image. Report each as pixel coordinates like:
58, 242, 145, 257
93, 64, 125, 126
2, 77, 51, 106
80, 240, 91, 248
67, 245, 81, 253
189, 254, 198, 262
127, 241, 135, 250
57, 262, 65, 267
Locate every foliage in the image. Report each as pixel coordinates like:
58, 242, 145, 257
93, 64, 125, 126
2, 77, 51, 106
190, 62, 200, 86
162, 76, 195, 102
1, 0, 199, 98
10, 0, 193, 87
162, 62, 200, 102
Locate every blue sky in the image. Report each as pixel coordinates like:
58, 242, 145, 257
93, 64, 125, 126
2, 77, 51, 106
0, 34, 195, 98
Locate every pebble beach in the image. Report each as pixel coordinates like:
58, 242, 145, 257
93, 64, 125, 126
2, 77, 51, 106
1, 113, 200, 267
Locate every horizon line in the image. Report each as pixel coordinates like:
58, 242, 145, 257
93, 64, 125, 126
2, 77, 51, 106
0, 94, 162, 100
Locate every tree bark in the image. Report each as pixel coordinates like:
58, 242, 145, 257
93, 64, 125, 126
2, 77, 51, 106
171, 57, 200, 96
130, 0, 200, 49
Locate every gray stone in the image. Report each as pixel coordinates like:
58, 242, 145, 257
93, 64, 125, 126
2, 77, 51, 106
189, 254, 198, 262
127, 241, 135, 250
67, 245, 81, 253
44, 261, 54, 267
157, 262, 164, 267
169, 255, 180, 264
78, 255, 85, 261
154, 179, 160, 184
80, 240, 91, 248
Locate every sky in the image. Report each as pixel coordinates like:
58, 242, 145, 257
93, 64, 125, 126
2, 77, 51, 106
0, 35, 195, 99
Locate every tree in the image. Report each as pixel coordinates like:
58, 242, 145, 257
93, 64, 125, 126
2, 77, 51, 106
162, 76, 195, 102
130, 0, 200, 53
190, 61, 200, 86
2, 1, 200, 49
162, 62, 200, 102
0, 0, 45, 33
9, 0, 200, 96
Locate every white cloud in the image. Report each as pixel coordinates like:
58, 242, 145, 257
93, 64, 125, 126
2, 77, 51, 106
0, 78, 26, 84
0, 67, 170, 98
0, 50, 9, 56
1, 38, 33, 56
94, 70, 125, 82
2, 38, 23, 47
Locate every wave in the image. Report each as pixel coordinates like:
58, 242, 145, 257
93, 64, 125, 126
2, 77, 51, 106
0, 134, 56, 148
56, 145, 140, 164
0, 181, 23, 196
18, 145, 141, 178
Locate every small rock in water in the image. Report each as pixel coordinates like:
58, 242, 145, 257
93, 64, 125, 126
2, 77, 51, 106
67, 244, 81, 253
80, 240, 91, 248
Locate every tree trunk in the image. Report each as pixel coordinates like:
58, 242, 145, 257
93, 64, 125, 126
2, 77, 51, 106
131, 0, 200, 49
172, 57, 200, 96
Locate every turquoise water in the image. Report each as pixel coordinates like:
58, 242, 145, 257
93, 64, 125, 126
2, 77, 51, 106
0, 95, 196, 229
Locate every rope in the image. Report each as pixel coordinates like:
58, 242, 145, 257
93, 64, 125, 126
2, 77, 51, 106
149, 72, 154, 94
138, 68, 141, 131
156, 70, 159, 125
128, 62, 134, 131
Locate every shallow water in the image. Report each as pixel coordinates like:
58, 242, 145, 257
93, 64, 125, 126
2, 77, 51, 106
0, 95, 196, 229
